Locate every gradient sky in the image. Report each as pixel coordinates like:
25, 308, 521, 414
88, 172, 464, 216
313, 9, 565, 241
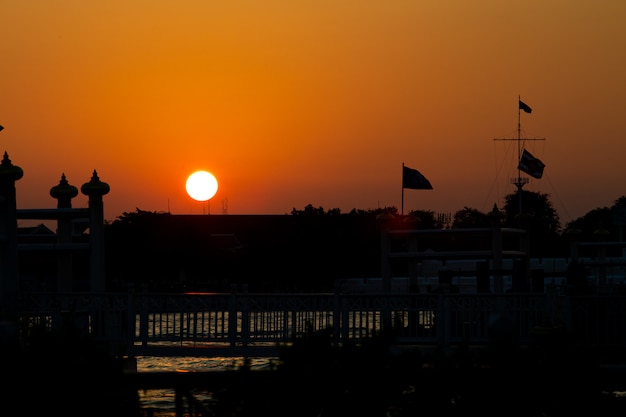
2, 1, 625, 225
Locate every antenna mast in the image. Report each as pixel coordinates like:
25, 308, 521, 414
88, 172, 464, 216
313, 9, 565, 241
493, 96, 544, 215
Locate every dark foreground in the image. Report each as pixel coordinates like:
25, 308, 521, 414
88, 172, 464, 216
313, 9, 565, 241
7, 361, 626, 417
127, 365, 626, 417
6, 348, 626, 416
3, 321, 626, 417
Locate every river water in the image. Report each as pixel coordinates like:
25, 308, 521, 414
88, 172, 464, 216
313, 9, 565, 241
132, 355, 626, 417
136, 355, 277, 373
135, 355, 278, 415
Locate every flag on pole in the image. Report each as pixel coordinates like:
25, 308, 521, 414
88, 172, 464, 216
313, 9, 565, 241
519, 100, 532, 114
518, 149, 545, 179
402, 165, 433, 189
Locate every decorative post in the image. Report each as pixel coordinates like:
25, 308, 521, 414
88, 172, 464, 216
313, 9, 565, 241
80, 170, 109, 293
0, 152, 23, 316
50, 173, 78, 292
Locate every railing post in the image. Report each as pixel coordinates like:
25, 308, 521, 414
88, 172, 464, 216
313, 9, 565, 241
241, 284, 250, 346
139, 284, 149, 347
290, 303, 297, 341
126, 284, 136, 347
333, 285, 341, 346
283, 307, 290, 341
341, 294, 349, 343
437, 294, 448, 349
228, 284, 238, 347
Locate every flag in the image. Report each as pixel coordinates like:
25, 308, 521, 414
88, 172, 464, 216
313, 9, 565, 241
519, 100, 532, 114
403, 165, 433, 189
518, 149, 545, 179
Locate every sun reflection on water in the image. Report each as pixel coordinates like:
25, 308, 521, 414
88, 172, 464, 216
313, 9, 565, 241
135, 355, 279, 414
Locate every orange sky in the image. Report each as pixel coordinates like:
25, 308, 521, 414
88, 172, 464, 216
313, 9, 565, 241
2, 1, 625, 225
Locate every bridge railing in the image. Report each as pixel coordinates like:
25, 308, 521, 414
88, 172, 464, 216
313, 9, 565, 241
16, 290, 626, 355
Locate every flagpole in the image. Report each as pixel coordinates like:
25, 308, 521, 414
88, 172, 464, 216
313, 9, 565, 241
401, 163, 405, 217
493, 96, 544, 216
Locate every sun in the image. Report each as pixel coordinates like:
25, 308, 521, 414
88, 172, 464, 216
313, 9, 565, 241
186, 171, 218, 202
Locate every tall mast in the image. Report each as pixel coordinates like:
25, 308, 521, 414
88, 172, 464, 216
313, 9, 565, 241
493, 96, 544, 216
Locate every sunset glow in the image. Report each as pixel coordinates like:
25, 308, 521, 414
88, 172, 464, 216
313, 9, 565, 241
1, 2, 625, 224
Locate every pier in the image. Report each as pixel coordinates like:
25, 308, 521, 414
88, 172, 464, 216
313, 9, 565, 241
16, 288, 626, 359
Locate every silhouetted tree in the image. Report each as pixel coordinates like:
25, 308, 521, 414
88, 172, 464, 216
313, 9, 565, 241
565, 195, 626, 238
291, 204, 328, 216
100, 194, 626, 292
503, 190, 562, 257
452, 206, 490, 228
406, 209, 441, 229
349, 206, 399, 217
563, 196, 626, 258
564, 207, 613, 240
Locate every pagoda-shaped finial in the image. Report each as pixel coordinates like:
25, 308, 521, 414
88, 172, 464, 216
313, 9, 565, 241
488, 203, 505, 225
0, 151, 24, 181
81, 169, 110, 197
50, 173, 79, 206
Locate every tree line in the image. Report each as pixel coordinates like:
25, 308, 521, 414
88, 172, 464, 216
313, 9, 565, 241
97, 191, 626, 293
